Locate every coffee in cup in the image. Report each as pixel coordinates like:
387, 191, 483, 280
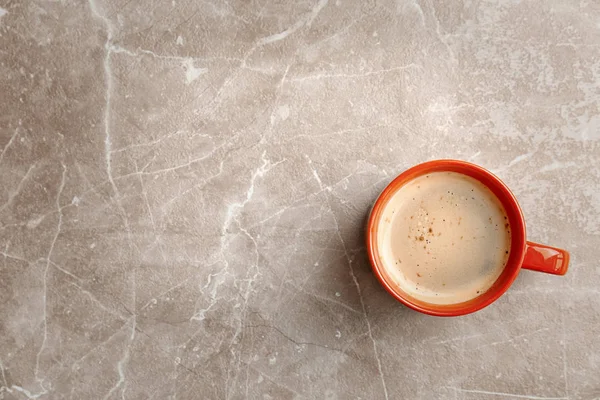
376, 171, 511, 305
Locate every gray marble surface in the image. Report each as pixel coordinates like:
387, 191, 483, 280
1, 0, 599, 399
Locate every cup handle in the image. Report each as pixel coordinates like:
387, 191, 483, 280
522, 241, 569, 275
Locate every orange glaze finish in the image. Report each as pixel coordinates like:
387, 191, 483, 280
366, 159, 570, 317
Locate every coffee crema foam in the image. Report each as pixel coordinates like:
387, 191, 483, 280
377, 172, 511, 305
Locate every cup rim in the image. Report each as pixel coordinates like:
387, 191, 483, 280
366, 159, 527, 316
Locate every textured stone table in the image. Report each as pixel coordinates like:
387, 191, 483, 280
1, 1, 599, 399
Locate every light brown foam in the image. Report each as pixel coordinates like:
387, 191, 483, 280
377, 172, 511, 305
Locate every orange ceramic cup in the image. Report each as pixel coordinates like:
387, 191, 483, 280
366, 160, 569, 317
